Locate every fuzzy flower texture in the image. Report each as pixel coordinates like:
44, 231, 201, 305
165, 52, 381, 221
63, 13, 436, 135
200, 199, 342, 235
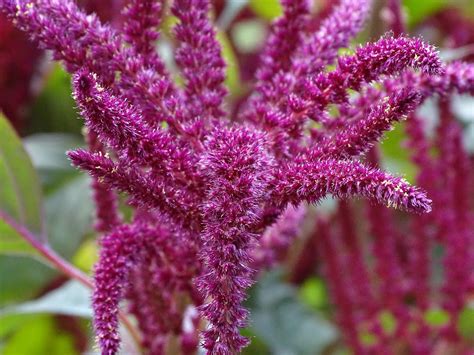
3, 0, 474, 354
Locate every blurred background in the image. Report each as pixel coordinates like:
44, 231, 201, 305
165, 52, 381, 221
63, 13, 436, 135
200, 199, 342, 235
0, 0, 473, 354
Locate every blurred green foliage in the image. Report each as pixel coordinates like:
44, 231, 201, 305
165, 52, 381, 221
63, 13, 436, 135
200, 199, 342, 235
249, 0, 282, 20
0, 115, 44, 257
458, 305, 474, 341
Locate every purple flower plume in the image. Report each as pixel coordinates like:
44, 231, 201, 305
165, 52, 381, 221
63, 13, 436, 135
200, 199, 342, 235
292, 0, 372, 76
197, 127, 272, 353
172, 0, 227, 123
256, 0, 309, 85
68, 149, 200, 229
1, 0, 456, 353
301, 35, 443, 111
93, 223, 163, 355
274, 159, 431, 213
121, 0, 164, 68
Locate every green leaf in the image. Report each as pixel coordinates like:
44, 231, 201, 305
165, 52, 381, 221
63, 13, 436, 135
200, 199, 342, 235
217, 31, 241, 96
247, 270, 338, 354
45, 176, 94, 260
378, 310, 397, 336
24, 134, 83, 172
359, 330, 378, 346
403, 0, 447, 26
232, 20, 267, 54
424, 308, 450, 327
24, 135, 93, 259
0, 114, 45, 257
23, 132, 83, 195
1, 315, 79, 355
72, 239, 98, 273
299, 277, 328, 311
0, 314, 36, 338
0, 256, 56, 307
0, 280, 92, 318
241, 328, 270, 354
249, 0, 282, 20
380, 122, 416, 184
26, 64, 80, 135
458, 305, 474, 341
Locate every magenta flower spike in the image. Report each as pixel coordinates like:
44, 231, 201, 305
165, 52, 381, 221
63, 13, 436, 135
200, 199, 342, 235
93, 223, 155, 355
121, 0, 165, 69
292, 0, 372, 76
172, 0, 227, 123
275, 158, 432, 214
302, 36, 443, 109
315, 217, 364, 353
256, 0, 309, 86
197, 127, 273, 353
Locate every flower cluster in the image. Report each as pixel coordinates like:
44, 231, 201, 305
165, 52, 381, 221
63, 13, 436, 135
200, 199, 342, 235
4, 0, 472, 354
310, 107, 474, 352
0, 0, 122, 133
297, 2, 474, 352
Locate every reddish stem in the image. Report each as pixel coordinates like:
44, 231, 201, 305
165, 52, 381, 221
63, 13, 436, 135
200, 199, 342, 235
0, 210, 142, 353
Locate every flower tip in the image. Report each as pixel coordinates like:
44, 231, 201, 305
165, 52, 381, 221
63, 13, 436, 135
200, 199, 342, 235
72, 69, 97, 96
410, 194, 432, 214
67, 148, 92, 169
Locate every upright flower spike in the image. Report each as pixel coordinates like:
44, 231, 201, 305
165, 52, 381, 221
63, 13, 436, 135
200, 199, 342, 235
121, 0, 165, 70
437, 112, 474, 325
315, 217, 364, 353
405, 114, 436, 310
197, 127, 272, 354
93, 223, 155, 355
256, 0, 309, 86
385, 0, 405, 36
244, 0, 372, 151
241, 0, 309, 156
125, 219, 199, 354
93, 220, 191, 355
336, 201, 375, 316
292, 0, 372, 76
172, 0, 227, 123
126, 265, 171, 353
366, 151, 407, 316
